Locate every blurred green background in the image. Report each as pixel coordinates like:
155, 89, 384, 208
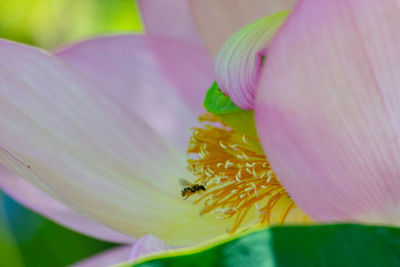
0, 0, 143, 266
0, 0, 143, 49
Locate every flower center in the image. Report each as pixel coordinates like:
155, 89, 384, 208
185, 114, 298, 233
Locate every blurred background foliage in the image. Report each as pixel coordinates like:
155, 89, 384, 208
0, 0, 143, 266
0, 0, 143, 49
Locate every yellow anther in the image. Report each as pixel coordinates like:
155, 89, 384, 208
225, 160, 234, 169
220, 141, 228, 149
236, 169, 242, 182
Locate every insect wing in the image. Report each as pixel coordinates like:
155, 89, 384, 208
179, 178, 192, 187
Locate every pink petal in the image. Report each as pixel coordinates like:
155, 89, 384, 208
138, 0, 204, 47
129, 235, 169, 260
72, 235, 168, 267
1, 34, 209, 243
0, 39, 234, 246
55, 35, 199, 151
71, 246, 132, 267
0, 164, 134, 244
144, 35, 214, 115
137, 2, 223, 109
190, 0, 297, 56
215, 11, 289, 110
256, 0, 400, 223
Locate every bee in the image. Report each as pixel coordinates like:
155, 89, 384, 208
179, 179, 206, 199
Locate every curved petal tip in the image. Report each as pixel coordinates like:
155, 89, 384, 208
215, 11, 289, 110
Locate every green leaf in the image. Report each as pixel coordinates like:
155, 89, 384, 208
117, 224, 400, 267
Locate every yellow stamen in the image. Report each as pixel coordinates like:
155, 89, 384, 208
186, 114, 305, 233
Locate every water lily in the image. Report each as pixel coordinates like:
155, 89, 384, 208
0, 1, 303, 266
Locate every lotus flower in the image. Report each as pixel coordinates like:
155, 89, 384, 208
6, 0, 397, 265
0, 1, 304, 266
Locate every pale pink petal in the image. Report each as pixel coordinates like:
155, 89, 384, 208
144, 35, 213, 115
129, 235, 169, 260
138, 0, 204, 47
256, 0, 400, 223
1, 34, 206, 243
190, 0, 297, 56
55, 35, 200, 151
137, 0, 219, 106
215, 11, 289, 110
0, 39, 235, 246
72, 236, 168, 267
71, 246, 132, 267
0, 164, 134, 244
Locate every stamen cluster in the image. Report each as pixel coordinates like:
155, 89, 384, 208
186, 114, 296, 233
